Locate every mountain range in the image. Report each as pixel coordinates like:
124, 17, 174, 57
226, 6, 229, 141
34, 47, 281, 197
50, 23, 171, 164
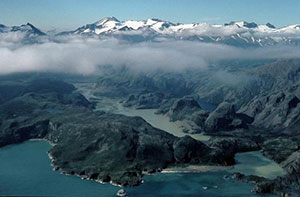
1, 17, 300, 47
0, 23, 46, 36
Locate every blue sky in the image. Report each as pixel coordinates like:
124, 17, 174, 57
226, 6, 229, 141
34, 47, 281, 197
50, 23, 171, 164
0, 0, 299, 31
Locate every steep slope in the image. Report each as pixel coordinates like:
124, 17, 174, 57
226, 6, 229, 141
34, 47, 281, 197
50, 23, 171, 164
0, 23, 46, 36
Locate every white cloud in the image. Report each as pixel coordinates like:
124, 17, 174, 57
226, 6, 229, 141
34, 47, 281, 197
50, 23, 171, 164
0, 34, 300, 75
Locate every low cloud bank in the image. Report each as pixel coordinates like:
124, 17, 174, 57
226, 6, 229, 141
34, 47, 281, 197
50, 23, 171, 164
0, 33, 300, 75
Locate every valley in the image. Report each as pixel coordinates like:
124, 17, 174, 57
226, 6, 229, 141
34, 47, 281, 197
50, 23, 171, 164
1, 57, 300, 196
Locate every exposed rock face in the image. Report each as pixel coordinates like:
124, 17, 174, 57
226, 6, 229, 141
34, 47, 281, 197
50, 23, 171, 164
123, 92, 167, 109
205, 59, 300, 108
192, 111, 210, 129
239, 91, 300, 132
173, 136, 211, 163
160, 98, 212, 134
281, 151, 300, 174
231, 173, 277, 194
208, 137, 260, 154
205, 102, 253, 132
261, 137, 300, 163
157, 100, 254, 134
167, 98, 202, 121
231, 172, 300, 196
252, 182, 275, 194
154, 98, 211, 134
232, 172, 267, 183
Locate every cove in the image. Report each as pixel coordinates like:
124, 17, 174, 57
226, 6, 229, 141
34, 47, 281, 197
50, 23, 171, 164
0, 140, 277, 197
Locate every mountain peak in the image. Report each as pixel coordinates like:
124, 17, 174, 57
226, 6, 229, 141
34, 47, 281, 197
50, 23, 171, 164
145, 18, 175, 28
7, 23, 46, 36
56, 18, 300, 48
25, 23, 47, 35
146, 18, 162, 25
289, 24, 300, 29
94, 16, 120, 26
25, 22, 37, 29
225, 21, 258, 28
266, 23, 276, 29
149, 18, 163, 22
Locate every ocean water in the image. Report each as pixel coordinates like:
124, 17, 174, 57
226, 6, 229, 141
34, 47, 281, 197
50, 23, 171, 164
128, 172, 257, 197
0, 141, 118, 197
0, 140, 277, 197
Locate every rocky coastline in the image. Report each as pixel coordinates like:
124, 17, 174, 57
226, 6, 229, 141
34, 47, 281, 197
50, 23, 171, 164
2, 67, 300, 196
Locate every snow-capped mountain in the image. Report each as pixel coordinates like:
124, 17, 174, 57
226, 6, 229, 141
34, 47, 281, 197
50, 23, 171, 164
58, 17, 300, 47
0, 23, 46, 36
62, 17, 175, 35
1, 17, 300, 47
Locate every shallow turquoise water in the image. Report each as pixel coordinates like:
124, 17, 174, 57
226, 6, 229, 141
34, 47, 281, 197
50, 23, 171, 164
0, 140, 277, 197
231, 151, 286, 179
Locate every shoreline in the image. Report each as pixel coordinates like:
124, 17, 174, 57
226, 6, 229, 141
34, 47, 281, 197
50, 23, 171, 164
28, 133, 227, 188
45, 141, 231, 188
46, 149, 125, 188
161, 165, 233, 173
92, 95, 211, 142
29, 138, 56, 147
27, 139, 285, 192
48, 153, 232, 188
